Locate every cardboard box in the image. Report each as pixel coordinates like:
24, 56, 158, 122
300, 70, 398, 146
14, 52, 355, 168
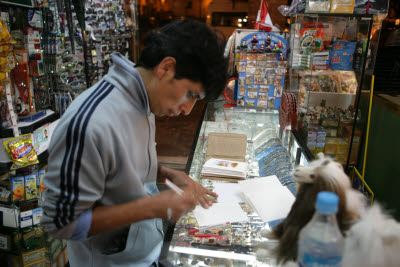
206, 133, 247, 162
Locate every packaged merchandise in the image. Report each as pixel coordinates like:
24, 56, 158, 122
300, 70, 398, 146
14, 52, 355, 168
32, 207, 43, 225
329, 50, 353, 70
24, 174, 38, 200
4, 134, 39, 170
330, 0, 356, 13
306, 0, 331, 13
12, 176, 25, 202
301, 22, 329, 53
37, 168, 46, 193
332, 41, 356, 51
20, 210, 33, 228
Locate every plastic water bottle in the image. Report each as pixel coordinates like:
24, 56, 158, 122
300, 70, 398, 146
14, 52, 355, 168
297, 191, 344, 267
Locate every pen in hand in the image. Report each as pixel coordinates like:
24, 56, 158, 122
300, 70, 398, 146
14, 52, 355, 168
164, 178, 184, 196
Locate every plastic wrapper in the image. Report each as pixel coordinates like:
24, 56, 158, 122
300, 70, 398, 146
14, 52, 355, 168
4, 134, 39, 170
330, 41, 356, 70
278, 0, 305, 16
354, 0, 389, 14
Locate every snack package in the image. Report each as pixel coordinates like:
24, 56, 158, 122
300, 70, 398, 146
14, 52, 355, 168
12, 176, 25, 203
300, 22, 327, 53
4, 134, 39, 170
24, 174, 38, 200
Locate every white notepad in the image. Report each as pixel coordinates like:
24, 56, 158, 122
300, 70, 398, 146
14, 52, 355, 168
241, 185, 295, 223
193, 202, 249, 229
213, 182, 244, 203
238, 175, 283, 191
201, 158, 248, 179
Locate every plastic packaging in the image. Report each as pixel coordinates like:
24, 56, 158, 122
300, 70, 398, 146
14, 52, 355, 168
354, 0, 389, 14
278, 0, 306, 16
4, 134, 39, 170
330, 0, 356, 13
297, 191, 344, 267
306, 0, 331, 13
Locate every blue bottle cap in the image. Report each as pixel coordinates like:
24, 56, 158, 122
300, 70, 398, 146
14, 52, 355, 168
315, 191, 339, 214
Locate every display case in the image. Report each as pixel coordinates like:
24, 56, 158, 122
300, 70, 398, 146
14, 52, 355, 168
286, 13, 384, 168
159, 100, 311, 266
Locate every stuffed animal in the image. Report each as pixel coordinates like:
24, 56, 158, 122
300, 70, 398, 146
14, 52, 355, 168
256, 153, 365, 264
342, 203, 400, 267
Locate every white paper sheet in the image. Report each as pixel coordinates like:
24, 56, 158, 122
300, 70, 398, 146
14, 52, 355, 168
193, 202, 249, 229
213, 182, 244, 203
242, 186, 295, 223
238, 175, 283, 190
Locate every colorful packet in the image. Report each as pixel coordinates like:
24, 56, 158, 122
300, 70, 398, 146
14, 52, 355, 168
329, 50, 353, 70
25, 174, 38, 200
12, 176, 25, 203
332, 41, 356, 51
4, 134, 39, 170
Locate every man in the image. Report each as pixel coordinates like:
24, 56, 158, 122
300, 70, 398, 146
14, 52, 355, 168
41, 20, 227, 266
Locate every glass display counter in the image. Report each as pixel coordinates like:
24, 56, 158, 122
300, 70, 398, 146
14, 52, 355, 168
159, 101, 311, 266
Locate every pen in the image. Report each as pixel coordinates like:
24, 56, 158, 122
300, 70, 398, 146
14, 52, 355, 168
164, 178, 184, 196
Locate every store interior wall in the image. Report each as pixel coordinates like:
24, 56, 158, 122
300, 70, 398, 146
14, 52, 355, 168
356, 97, 400, 221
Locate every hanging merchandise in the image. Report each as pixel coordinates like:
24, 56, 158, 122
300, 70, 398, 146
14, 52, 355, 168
0, 17, 19, 136
235, 31, 287, 110
84, 0, 132, 87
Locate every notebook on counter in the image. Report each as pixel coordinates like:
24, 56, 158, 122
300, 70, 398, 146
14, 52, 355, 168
201, 158, 248, 181
201, 133, 247, 181
239, 176, 295, 223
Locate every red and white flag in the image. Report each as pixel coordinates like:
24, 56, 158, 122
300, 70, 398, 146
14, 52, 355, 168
254, 0, 278, 32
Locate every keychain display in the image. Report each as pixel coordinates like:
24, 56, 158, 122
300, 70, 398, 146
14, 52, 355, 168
236, 32, 287, 110
84, 0, 131, 87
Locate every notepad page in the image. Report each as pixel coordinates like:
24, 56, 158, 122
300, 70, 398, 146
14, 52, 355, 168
213, 182, 244, 203
242, 186, 295, 223
193, 202, 249, 229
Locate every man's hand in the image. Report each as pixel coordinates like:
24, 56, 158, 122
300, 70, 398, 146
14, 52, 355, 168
153, 188, 197, 221
158, 164, 218, 209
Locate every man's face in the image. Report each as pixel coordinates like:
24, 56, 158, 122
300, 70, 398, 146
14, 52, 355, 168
150, 76, 205, 117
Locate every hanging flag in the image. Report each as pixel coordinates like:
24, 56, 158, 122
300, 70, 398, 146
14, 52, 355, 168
254, 0, 278, 32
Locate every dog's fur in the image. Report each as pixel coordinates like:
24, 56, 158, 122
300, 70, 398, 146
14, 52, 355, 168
262, 153, 365, 264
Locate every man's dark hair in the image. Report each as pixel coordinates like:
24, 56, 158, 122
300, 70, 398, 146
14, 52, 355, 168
136, 20, 228, 101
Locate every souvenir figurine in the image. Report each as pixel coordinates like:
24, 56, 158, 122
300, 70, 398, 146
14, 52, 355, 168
240, 39, 248, 51
278, 40, 283, 49
251, 34, 258, 45
265, 44, 272, 52
258, 44, 264, 53
251, 43, 258, 53
272, 43, 279, 52
278, 52, 285, 61
265, 34, 271, 46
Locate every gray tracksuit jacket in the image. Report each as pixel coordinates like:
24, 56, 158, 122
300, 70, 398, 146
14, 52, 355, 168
41, 53, 163, 266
